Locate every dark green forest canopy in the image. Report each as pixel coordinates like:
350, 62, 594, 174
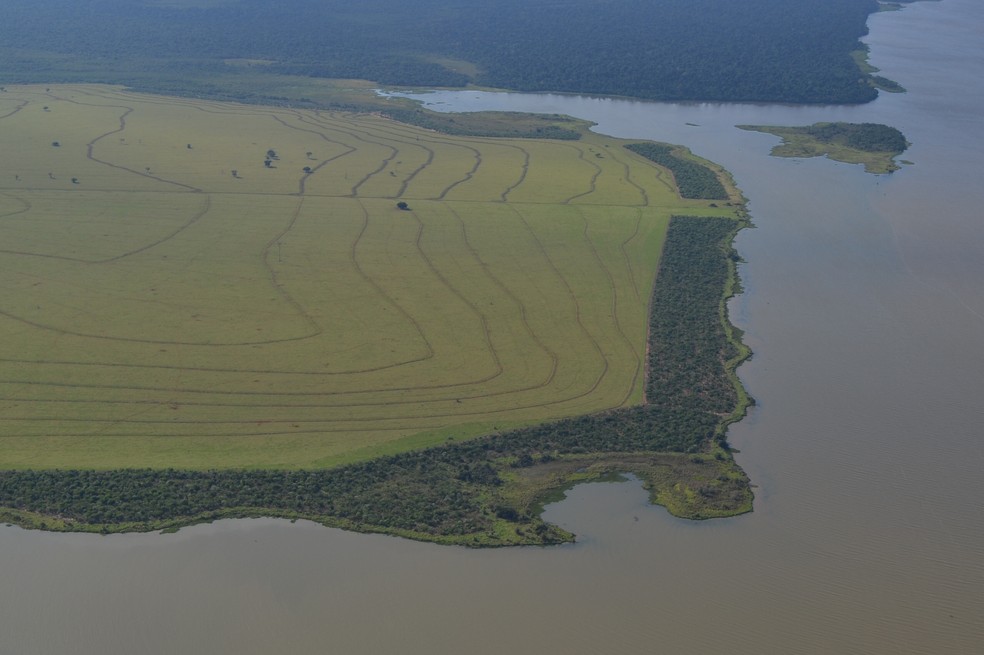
799, 122, 909, 152
0, 0, 882, 103
625, 143, 729, 200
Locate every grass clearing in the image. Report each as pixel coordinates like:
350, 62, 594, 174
0, 84, 738, 470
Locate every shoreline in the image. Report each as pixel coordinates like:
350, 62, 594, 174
0, 87, 755, 546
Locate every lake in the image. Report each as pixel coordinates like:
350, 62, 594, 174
2, 1, 983, 652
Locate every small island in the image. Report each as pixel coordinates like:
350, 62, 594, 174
738, 122, 909, 174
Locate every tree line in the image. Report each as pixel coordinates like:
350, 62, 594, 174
625, 143, 729, 200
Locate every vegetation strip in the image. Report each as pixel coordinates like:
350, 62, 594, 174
624, 143, 729, 200
0, 216, 752, 546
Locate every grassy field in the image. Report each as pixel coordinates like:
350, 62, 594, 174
0, 84, 740, 470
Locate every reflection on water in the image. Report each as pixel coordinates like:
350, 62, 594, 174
3, 1, 984, 653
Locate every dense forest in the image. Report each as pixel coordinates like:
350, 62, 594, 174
625, 143, 729, 199
0, 0, 882, 104
0, 216, 752, 543
799, 122, 909, 152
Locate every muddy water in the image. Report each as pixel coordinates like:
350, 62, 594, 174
3, 1, 983, 653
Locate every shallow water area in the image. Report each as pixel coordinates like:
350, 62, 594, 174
4, 1, 984, 653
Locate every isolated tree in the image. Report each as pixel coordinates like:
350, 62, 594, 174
396, 201, 410, 211
266, 149, 278, 160
302, 166, 312, 174
51, 141, 60, 147
71, 177, 79, 184
231, 170, 238, 178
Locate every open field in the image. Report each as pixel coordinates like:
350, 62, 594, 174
0, 85, 739, 470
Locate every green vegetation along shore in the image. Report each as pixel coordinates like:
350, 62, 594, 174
0, 216, 752, 546
739, 122, 910, 173
0, 85, 751, 545
624, 143, 730, 200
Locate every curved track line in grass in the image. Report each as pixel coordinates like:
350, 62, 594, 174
55, 90, 525, 205
406, 209, 504, 381
350, 144, 397, 197
2, 89, 643, 433
509, 205, 610, 398
0, 336, 586, 403
323, 115, 439, 199
4, 335, 630, 422
0, 100, 28, 121
51, 88, 374, 195
0, 192, 32, 219
96, 195, 213, 263
0, 249, 94, 263
298, 112, 409, 197
0, 215, 638, 412
0, 307, 320, 347
393, 144, 435, 199
434, 144, 481, 200
0, 374, 634, 424
0, 363, 502, 397
258, 195, 324, 337
0, 356, 453, 381
0, 348, 632, 426
326, 114, 531, 202
2, 426, 431, 439
0, 197, 321, 347
0, 372, 632, 426
576, 208, 641, 407
47, 92, 203, 192
306, 112, 438, 199
446, 204, 558, 386
292, 121, 403, 197
0, 194, 210, 264
619, 209, 644, 303
499, 144, 531, 202
77, 87, 295, 121
621, 146, 678, 196
350, 199, 436, 365
0, 382, 579, 409
268, 114, 357, 195
604, 148, 650, 206
560, 144, 602, 204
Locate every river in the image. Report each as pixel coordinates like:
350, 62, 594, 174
2, 1, 983, 653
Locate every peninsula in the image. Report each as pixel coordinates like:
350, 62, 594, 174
0, 85, 751, 545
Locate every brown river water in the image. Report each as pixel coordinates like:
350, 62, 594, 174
2, 1, 983, 652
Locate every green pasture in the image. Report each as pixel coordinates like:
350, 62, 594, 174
0, 85, 736, 469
